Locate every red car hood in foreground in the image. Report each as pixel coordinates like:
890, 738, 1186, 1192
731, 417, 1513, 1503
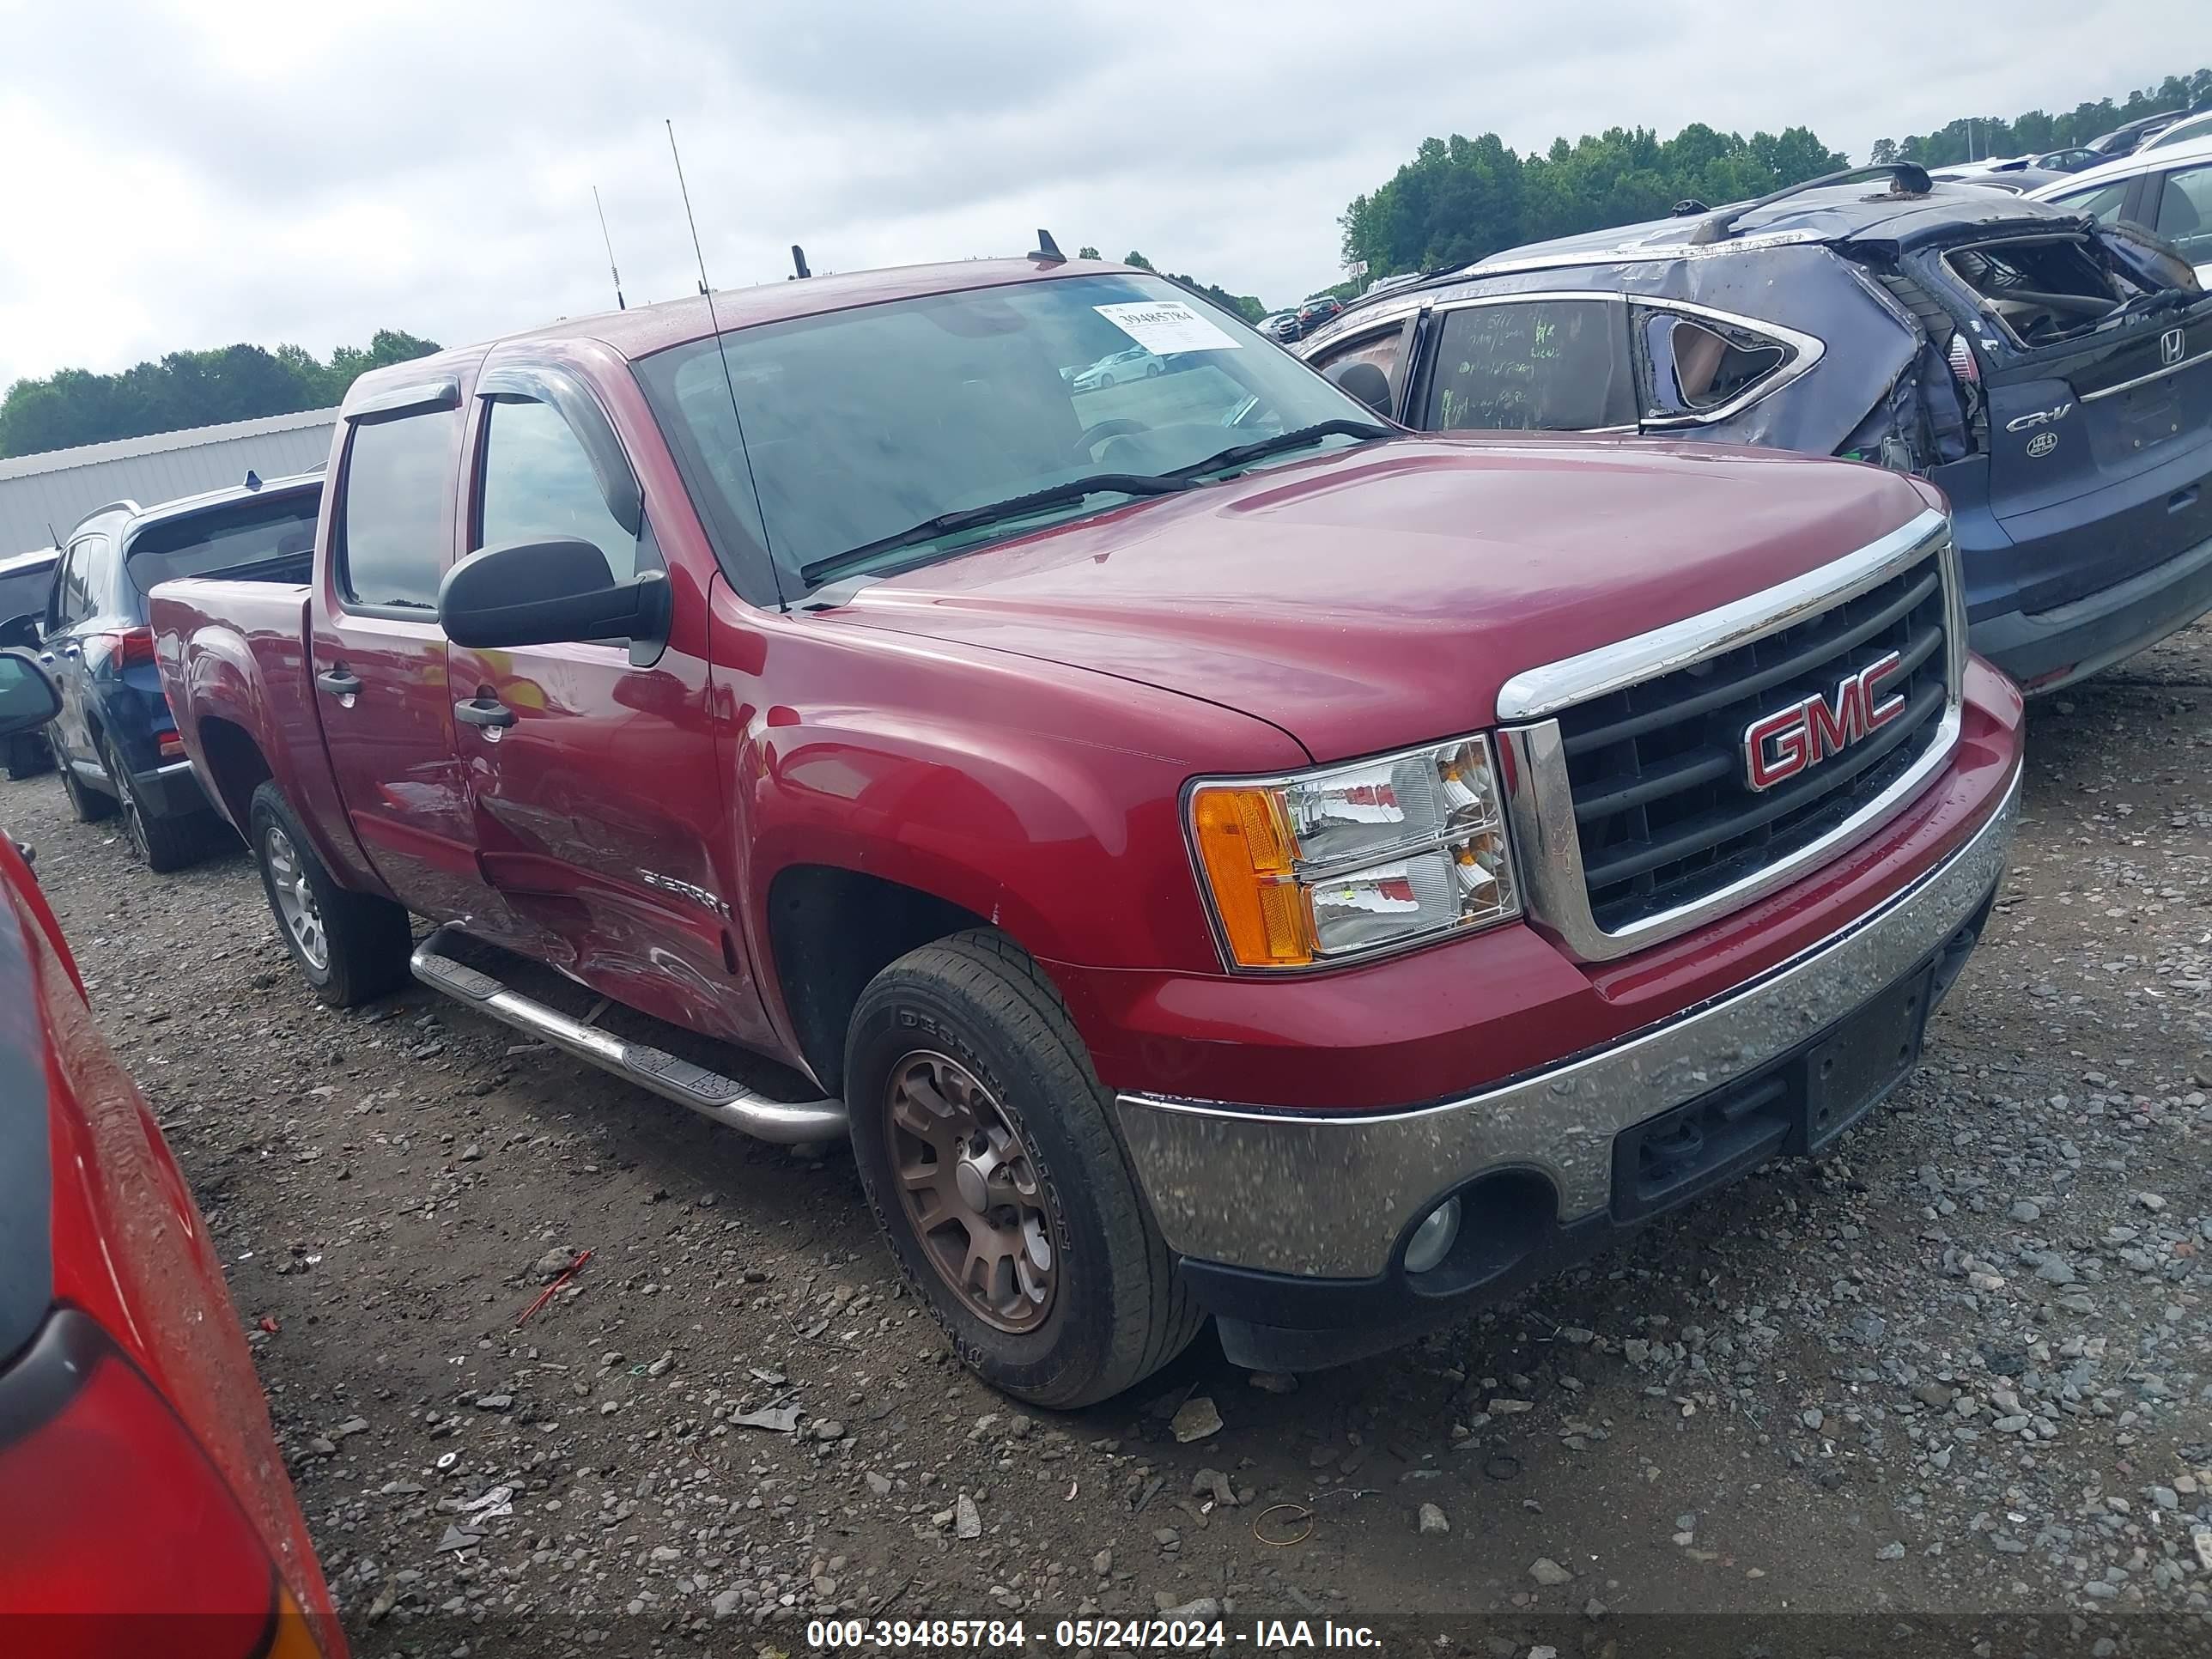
830, 436, 1937, 762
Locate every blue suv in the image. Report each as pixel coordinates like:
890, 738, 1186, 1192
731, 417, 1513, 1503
1302, 165, 2212, 694
34, 474, 321, 869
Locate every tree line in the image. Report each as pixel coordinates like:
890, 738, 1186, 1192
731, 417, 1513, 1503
1335, 67, 2212, 294
1338, 124, 1849, 284
0, 331, 442, 460
1872, 68, 2210, 168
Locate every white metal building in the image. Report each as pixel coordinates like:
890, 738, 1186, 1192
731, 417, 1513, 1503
0, 408, 337, 557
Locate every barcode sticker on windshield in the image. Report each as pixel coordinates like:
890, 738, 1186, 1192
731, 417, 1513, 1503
1094, 300, 1243, 354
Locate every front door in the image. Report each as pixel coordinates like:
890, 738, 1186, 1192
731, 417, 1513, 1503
308, 385, 483, 920
442, 362, 769, 1047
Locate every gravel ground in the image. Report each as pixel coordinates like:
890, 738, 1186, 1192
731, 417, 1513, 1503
10, 623, 2212, 1658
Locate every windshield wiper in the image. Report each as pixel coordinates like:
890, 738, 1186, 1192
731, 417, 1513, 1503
799, 473, 1194, 587
1166, 417, 1395, 482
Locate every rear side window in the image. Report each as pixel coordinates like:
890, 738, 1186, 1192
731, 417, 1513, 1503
123, 492, 320, 594
1421, 301, 1635, 432
53, 538, 108, 628
1640, 312, 1793, 416
2154, 165, 2212, 265
337, 410, 459, 610
477, 398, 641, 580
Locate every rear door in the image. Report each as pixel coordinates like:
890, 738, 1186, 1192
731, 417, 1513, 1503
40, 534, 104, 774
442, 358, 769, 1046
1923, 228, 2212, 612
309, 381, 481, 918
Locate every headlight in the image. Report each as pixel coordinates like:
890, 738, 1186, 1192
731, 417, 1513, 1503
1187, 733, 1518, 971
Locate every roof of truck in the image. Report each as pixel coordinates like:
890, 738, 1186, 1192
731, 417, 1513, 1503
346, 257, 1127, 413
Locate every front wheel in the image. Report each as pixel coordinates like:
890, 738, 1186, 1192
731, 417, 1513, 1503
845, 930, 1200, 1407
249, 782, 412, 1006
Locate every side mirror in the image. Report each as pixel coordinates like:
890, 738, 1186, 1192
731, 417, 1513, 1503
437, 539, 670, 659
1329, 361, 1394, 419
0, 613, 39, 652
0, 650, 61, 738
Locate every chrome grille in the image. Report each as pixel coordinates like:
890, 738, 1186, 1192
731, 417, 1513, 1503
1496, 510, 1963, 962
1561, 558, 1949, 930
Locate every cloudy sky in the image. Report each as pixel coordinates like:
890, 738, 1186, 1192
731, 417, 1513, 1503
0, 0, 2193, 394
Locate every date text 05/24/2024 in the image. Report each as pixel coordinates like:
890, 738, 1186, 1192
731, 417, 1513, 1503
804, 1617, 1384, 1650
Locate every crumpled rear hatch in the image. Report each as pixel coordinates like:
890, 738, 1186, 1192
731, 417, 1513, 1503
1914, 222, 2212, 612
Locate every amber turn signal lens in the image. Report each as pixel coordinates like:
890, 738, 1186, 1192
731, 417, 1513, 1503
1189, 786, 1313, 968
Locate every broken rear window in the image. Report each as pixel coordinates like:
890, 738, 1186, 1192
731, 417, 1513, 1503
1939, 235, 2130, 349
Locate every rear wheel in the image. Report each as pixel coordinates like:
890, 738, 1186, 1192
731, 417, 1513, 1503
845, 930, 1200, 1407
3, 735, 53, 781
249, 781, 411, 1006
99, 733, 204, 873
60, 751, 117, 823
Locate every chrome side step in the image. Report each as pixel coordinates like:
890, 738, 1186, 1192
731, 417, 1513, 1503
409, 926, 847, 1145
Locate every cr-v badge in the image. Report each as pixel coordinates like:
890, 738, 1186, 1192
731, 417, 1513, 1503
2005, 402, 2071, 432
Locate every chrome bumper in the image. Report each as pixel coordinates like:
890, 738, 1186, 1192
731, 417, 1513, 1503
1115, 768, 2019, 1279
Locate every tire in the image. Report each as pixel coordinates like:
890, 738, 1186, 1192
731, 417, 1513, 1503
845, 929, 1201, 1407
60, 750, 118, 823
1098, 373, 1115, 388
4, 734, 53, 781
1145, 361, 1162, 378
99, 733, 208, 873
248, 781, 412, 1006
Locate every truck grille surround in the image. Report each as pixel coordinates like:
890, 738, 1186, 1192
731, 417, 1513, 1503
1495, 511, 1964, 963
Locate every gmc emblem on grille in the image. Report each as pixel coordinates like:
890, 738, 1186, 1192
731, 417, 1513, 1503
1742, 651, 1906, 792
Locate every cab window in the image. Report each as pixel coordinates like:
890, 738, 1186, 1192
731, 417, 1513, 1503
337, 409, 460, 611
1420, 300, 1635, 432
477, 398, 641, 580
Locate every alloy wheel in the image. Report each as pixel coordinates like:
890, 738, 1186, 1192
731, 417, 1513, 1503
264, 825, 329, 970
884, 1050, 1060, 1333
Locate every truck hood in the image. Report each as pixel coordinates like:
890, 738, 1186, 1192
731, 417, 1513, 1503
824, 436, 1937, 763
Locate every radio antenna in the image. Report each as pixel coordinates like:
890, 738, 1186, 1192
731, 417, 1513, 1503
665, 119, 786, 611
592, 185, 626, 310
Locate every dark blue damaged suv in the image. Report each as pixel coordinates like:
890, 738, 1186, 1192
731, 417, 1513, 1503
1302, 165, 2212, 694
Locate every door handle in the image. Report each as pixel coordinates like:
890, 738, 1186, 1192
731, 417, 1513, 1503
453, 696, 516, 730
316, 667, 362, 698
2170, 486, 2199, 514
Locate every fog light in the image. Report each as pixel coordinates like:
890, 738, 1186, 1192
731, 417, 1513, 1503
1403, 1195, 1462, 1274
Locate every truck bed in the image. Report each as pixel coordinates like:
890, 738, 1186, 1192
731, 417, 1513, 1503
147, 576, 374, 892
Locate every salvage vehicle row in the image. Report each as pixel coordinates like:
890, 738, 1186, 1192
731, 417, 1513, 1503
144, 250, 2022, 1405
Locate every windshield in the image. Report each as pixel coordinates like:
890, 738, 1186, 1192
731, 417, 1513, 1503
635, 272, 1379, 587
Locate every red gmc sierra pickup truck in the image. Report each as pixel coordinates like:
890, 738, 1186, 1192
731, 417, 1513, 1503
149, 252, 2024, 1405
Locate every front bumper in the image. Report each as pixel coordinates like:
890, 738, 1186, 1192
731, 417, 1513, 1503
1114, 764, 2018, 1368
1972, 526, 2212, 693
